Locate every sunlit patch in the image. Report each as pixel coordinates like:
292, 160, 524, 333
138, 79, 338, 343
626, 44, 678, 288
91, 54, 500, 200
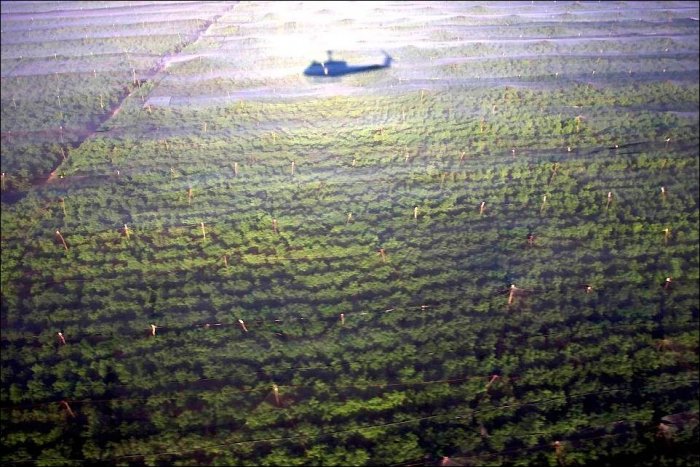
260, 1, 396, 61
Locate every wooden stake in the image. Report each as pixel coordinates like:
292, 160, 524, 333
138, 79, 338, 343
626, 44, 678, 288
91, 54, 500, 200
340, 313, 345, 325
1, 172, 5, 191
188, 187, 193, 205
346, 213, 352, 225
291, 160, 295, 175
57, 332, 66, 345
540, 194, 547, 213
508, 284, 517, 305
233, 162, 238, 176
660, 186, 666, 199
485, 374, 499, 390
124, 224, 130, 240
55, 230, 68, 251
606, 191, 613, 210
200, 222, 206, 240
60, 400, 76, 418
378, 248, 387, 262
272, 218, 278, 234
352, 158, 356, 167
663, 277, 672, 290
553, 441, 564, 459
527, 232, 535, 246
60, 198, 66, 216
238, 319, 248, 332
414, 206, 419, 220
460, 151, 466, 164
272, 383, 280, 406
151, 324, 157, 336
223, 255, 229, 268
663, 228, 670, 244
479, 201, 486, 216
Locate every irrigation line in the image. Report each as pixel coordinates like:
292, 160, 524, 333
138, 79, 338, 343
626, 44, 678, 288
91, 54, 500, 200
0, 323, 695, 410
0, 374, 492, 410
3, 132, 692, 190
3, 378, 697, 464
1, 192, 651, 242
3, 154, 691, 250
390, 420, 653, 467
2, 191, 690, 280
0, 317, 682, 396
9, 365, 699, 412
7, 156, 691, 238
0, 423, 659, 466
4, 195, 689, 256
24, 140, 692, 192
2, 288, 691, 341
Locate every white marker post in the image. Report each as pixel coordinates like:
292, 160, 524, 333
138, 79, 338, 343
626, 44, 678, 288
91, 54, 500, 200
272, 383, 280, 406
55, 230, 68, 251
508, 284, 517, 305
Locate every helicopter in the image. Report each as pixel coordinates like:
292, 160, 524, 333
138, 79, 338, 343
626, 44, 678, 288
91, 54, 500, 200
303, 50, 392, 77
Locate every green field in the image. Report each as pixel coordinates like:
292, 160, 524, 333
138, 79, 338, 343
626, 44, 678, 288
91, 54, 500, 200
1, 1, 698, 465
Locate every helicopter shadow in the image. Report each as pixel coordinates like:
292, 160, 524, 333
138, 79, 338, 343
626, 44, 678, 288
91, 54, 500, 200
303, 50, 392, 78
